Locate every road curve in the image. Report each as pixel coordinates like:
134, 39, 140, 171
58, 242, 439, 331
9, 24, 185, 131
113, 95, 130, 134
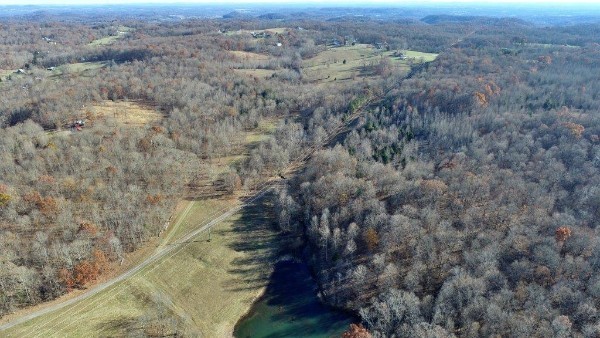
0, 183, 275, 332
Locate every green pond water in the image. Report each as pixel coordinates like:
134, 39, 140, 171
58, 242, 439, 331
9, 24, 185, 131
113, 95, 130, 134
234, 260, 353, 338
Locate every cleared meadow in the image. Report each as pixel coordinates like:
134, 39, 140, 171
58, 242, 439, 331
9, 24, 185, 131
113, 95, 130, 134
88, 26, 133, 46
230, 44, 438, 83
302, 43, 438, 83
3, 205, 280, 337
224, 27, 287, 36
230, 50, 271, 61
52, 61, 106, 77
85, 100, 164, 126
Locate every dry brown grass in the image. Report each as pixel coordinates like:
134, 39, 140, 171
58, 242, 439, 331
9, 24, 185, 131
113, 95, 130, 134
224, 27, 287, 36
84, 100, 164, 127
0, 69, 14, 81
230, 50, 271, 61
233, 68, 275, 79
264, 27, 287, 34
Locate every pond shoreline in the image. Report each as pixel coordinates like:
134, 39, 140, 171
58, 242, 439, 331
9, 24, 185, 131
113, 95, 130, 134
233, 258, 356, 338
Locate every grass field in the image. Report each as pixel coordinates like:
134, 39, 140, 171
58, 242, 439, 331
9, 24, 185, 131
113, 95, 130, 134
46, 100, 163, 135
302, 44, 438, 83
0, 69, 15, 81
525, 42, 581, 49
88, 26, 133, 46
3, 202, 281, 337
230, 50, 277, 79
48, 61, 106, 78
224, 27, 287, 36
393, 49, 439, 62
2, 118, 281, 338
0, 62, 104, 85
230, 50, 271, 61
233, 68, 275, 79
85, 100, 164, 127
263, 27, 287, 34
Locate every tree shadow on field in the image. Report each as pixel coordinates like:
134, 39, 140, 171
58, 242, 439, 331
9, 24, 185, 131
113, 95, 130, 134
221, 189, 287, 293
94, 316, 138, 337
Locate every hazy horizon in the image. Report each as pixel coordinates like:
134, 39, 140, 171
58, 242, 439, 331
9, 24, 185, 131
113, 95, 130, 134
1, 0, 600, 6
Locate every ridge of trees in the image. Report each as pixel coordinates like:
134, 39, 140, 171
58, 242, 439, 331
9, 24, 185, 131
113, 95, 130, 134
275, 22, 600, 337
1, 14, 599, 338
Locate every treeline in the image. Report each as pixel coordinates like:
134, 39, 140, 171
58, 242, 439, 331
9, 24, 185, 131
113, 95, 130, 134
5, 14, 599, 336
0, 16, 376, 317
276, 22, 600, 337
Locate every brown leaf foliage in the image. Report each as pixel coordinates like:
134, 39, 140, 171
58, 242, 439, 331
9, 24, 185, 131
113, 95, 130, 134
342, 324, 373, 338
364, 228, 380, 253
555, 226, 572, 242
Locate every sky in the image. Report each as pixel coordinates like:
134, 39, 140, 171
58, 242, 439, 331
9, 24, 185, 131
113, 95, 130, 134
0, 0, 599, 4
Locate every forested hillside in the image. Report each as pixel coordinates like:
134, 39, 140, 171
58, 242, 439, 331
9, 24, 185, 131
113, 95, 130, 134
276, 23, 600, 338
0, 18, 368, 316
1, 9, 599, 337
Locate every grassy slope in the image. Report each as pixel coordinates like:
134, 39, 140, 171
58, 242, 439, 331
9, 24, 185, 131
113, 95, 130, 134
5, 207, 280, 337
88, 26, 133, 46
2, 120, 280, 337
230, 50, 271, 61
86, 100, 164, 126
224, 27, 287, 36
0, 69, 15, 81
50, 62, 106, 77
303, 44, 438, 83
231, 44, 438, 84
233, 68, 275, 79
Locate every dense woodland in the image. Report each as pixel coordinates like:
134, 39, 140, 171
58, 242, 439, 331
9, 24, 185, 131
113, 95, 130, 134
1, 9, 599, 337
275, 21, 600, 338
0, 15, 372, 319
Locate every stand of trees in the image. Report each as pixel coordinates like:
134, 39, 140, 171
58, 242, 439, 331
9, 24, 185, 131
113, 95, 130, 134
2, 11, 599, 337
0, 14, 377, 317
276, 22, 600, 338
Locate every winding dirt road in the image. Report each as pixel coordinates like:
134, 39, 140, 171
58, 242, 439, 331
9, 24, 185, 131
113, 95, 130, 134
0, 181, 275, 332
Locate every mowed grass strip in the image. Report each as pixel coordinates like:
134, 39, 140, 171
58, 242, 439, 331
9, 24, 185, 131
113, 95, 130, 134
88, 26, 133, 46
4, 198, 281, 338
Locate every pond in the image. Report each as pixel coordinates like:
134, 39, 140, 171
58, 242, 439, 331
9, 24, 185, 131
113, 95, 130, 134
234, 260, 354, 338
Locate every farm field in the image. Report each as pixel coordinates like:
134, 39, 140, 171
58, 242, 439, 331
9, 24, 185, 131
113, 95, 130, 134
88, 26, 133, 46
0, 62, 106, 84
230, 50, 271, 61
85, 100, 164, 127
302, 44, 438, 83
233, 68, 275, 79
230, 44, 438, 83
52, 61, 106, 76
2, 201, 281, 337
224, 27, 287, 36
44, 100, 163, 136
